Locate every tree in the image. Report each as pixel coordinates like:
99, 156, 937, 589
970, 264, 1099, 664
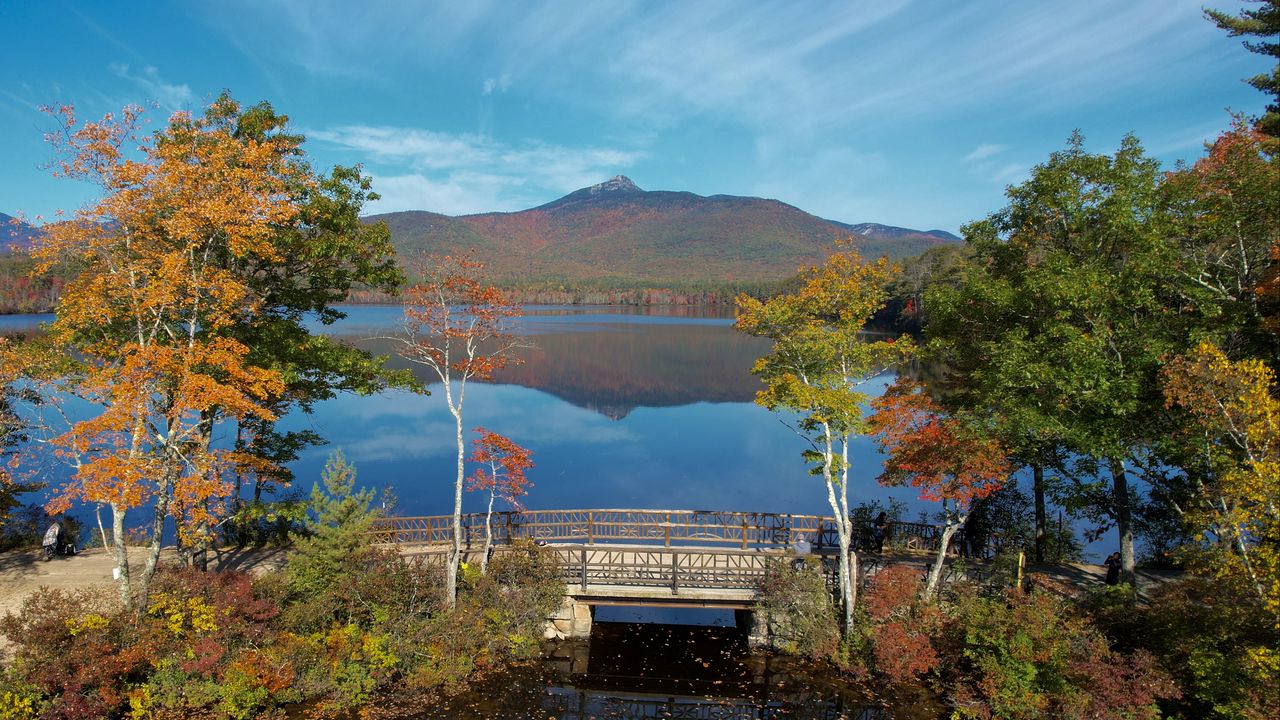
1163, 341, 1280, 627
18, 102, 301, 608
285, 451, 378, 601
736, 249, 911, 633
869, 379, 1009, 599
925, 134, 1185, 584
166, 95, 403, 564
467, 428, 533, 574
1207, 0, 1280, 139
393, 255, 524, 606
1163, 120, 1280, 357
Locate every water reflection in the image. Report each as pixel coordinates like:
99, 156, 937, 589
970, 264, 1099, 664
408, 623, 887, 720
356, 321, 771, 420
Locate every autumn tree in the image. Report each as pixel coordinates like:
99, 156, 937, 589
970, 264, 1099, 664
170, 95, 403, 561
869, 379, 1010, 599
736, 249, 911, 632
7, 102, 306, 607
467, 428, 533, 573
925, 134, 1186, 584
1163, 341, 1280, 628
394, 255, 525, 606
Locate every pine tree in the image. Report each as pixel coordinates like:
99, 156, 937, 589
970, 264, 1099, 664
285, 451, 378, 599
1208, 0, 1280, 137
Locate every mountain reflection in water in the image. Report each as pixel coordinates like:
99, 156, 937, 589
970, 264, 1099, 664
408, 622, 886, 720
352, 321, 771, 420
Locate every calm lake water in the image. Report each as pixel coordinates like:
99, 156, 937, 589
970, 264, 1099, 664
6, 305, 943, 718
282, 305, 913, 522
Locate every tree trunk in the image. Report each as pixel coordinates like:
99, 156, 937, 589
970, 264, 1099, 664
1109, 458, 1135, 586
481, 490, 495, 574
924, 520, 963, 600
138, 474, 173, 610
446, 401, 465, 608
1033, 464, 1046, 563
111, 503, 132, 607
819, 424, 854, 634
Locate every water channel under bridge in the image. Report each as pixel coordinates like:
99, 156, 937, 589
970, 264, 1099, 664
369, 508, 989, 639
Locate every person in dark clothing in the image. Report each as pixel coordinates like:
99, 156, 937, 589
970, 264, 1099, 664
1103, 552, 1122, 585
872, 512, 889, 553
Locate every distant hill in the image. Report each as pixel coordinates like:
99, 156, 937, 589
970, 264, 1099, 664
366, 176, 958, 288
0, 213, 41, 254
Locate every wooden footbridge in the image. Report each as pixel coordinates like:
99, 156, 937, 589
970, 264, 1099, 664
370, 509, 959, 638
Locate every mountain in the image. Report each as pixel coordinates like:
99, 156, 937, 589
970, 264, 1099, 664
0, 213, 41, 254
367, 177, 958, 289
827, 220, 961, 243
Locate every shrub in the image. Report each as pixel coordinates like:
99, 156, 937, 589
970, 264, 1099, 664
940, 584, 1178, 720
1134, 578, 1278, 720
859, 564, 942, 684
756, 557, 842, 661
0, 587, 146, 720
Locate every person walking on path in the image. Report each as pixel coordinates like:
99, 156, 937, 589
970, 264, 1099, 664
1103, 551, 1122, 586
872, 512, 889, 553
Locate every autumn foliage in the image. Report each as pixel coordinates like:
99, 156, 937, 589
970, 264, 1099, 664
869, 380, 1009, 508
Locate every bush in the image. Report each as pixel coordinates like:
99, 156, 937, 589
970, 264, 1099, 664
939, 583, 1178, 720
1131, 578, 1278, 720
0, 587, 144, 720
756, 557, 842, 661
859, 565, 942, 685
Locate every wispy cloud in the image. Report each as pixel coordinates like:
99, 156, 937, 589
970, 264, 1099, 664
482, 74, 510, 96
310, 124, 644, 213
964, 143, 1007, 163
107, 63, 192, 111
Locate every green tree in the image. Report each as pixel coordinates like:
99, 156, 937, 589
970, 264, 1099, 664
926, 134, 1186, 583
736, 249, 911, 632
285, 451, 378, 601
1208, 0, 1280, 138
179, 95, 404, 562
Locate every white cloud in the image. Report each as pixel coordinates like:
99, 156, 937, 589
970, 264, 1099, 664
310, 124, 645, 213
482, 74, 511, 96
964, 143, 1007, 163
107, 63, 193, 111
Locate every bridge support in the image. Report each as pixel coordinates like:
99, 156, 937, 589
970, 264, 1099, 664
735, 609, 771, 649
545, 597, 593, 640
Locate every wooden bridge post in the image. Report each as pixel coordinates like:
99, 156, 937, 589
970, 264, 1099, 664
587, 514, 594, 544
741, 517, 748, 550
580, 548, 588, 592
671, 552, 679, 593
664, 513, 671, 546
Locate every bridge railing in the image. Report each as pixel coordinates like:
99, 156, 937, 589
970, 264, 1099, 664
369, 509, 969, 555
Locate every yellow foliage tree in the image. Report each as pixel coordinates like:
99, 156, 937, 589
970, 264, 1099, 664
1164, 341, 1280, 628
19, 103, 294, 608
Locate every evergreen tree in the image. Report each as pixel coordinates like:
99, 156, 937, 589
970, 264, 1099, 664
286, 451, 378, 599
1208, 0, 1280, 138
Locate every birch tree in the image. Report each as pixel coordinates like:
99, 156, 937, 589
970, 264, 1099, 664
394, 255, 524, 606
869, 380, 1009, 599
736, 250, 910, 633
20, 103, 293, 608
467, 427, 533, 573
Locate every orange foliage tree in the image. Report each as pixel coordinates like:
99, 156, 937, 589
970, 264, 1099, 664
869, 379, 1010, 599
394, 254, 525, 605
467, 427, 533, 573
17, 103, 298, 608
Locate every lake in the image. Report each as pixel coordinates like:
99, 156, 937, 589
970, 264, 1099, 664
3, 305, 956, 717
281, 305, 913, 522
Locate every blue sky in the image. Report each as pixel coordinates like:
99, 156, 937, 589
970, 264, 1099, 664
0, 0, 1270, 234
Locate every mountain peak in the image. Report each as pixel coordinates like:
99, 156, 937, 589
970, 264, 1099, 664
534, 175, 645, 211
591, 175, 640, 193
